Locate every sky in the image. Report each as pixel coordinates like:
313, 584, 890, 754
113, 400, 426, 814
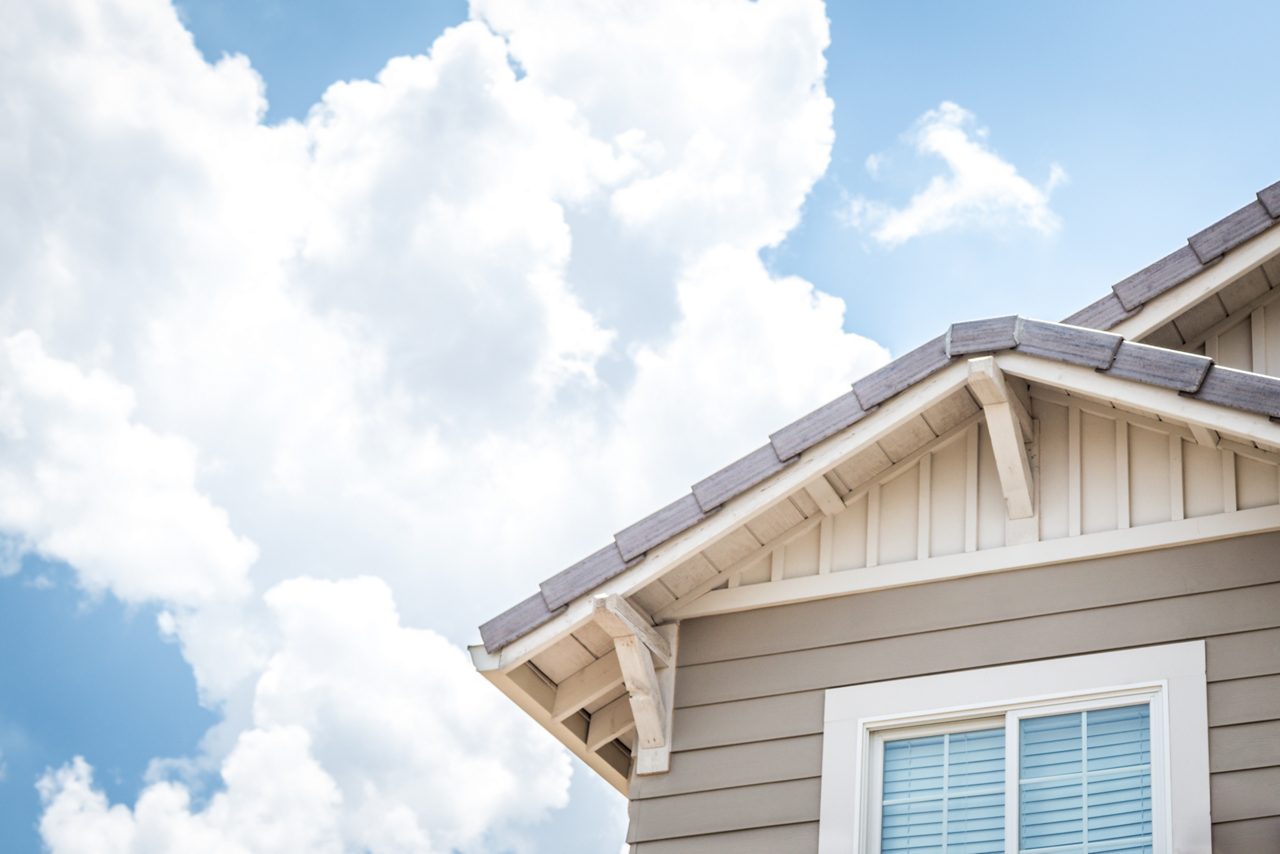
0, 1, 1277, 852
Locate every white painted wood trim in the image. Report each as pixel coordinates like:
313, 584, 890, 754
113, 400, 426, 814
818, 642, 1210, 854
1170, 434, 1185, 522
1181, 282, 1280, 352
917, 454, 932, 559
1116, 418, 1131, 530
1189, 424, 1220, 448
670, 503, 1280, 619
552, 648, 623, 721
1109, 223, 1280, 341
1031, 386, 1195, 445
634, 623, 678, 776
592, 595, 672, 667
965, 424, 979, 553
806, 476, 846, 517
866, 483, 881, 569
999, 352, 1280, 451
1252, 306, 1267, 373
471, 664, 630, 794
1068, 404, 1082, 537
1222, 449, 1238, 514
615, 634, 665, 750
585, 693, 635, 752
819, 515, 834, 575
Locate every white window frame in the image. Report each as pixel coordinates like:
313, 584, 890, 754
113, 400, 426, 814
817, 642, 1210, 854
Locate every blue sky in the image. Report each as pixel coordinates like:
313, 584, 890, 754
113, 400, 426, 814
1, 1, 1277, 852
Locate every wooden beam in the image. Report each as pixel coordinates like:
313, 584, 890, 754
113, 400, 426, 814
592, 595, 672, 667
967, 356, 1033, 441
616, 636, 665, 748
551, 649, 624, 721
1000, 353, 1280, 459
635, 624, 678, 775
804, 476, 846, 517
968, 358, 1035, 519
1190, 424, 1221, 448
585, 693, 635, 752
472, 664, 630, 795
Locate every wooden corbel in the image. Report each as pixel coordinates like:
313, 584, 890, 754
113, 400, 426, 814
592, 594, 679, 775
968, 356, 1039, 543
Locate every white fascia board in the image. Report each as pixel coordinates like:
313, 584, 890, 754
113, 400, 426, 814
1110, 225, 1280, 341
997, 352, 1280, 449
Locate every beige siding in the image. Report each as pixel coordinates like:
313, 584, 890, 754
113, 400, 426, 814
627, 532, 1280, 850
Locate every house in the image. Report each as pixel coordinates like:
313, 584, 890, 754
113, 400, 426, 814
471, 181, 1280, 852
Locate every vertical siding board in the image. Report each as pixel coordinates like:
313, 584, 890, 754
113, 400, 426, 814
965, 424, 980, 552
1171, 435, 1186, 521
1116, 419, 1131, 529
1068, 405, 1082, 536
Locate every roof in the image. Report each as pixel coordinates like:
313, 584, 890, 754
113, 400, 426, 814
479, 180, 1280, 654
1065, 180, 1280, 330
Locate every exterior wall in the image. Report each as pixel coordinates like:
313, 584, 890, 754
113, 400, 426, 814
626, 532, 1280, 852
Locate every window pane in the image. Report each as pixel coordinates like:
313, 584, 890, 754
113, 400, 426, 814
882, 728, 1004, 854
1018, 705, 1152, 853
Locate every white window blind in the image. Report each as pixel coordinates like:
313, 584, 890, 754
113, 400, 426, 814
881, 727, 1005, 853
876, 704, 1153, 853
1018, 705, 1152, 853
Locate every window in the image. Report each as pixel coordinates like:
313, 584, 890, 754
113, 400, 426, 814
818, 643, 1210, 854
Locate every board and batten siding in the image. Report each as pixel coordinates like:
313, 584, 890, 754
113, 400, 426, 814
626, 532, 1280, 853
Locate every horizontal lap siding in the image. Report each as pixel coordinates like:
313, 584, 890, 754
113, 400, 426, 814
628, 533, 1280, 849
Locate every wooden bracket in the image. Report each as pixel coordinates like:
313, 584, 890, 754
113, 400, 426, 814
592, 595, 678, 775
968, 357, 1036, 520
593, 594, 672, 667
803, 476, 846, 516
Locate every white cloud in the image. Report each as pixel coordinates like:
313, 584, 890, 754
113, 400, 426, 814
39, 729, 343, 854
0, 0, 890, 850
0, 331, 256, 608
40, 577, 572, 853
846, 101, 1066, 246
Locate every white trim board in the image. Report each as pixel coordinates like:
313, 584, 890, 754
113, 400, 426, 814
1110, 224, 1280, 341
818, 642, 1210, 854
671, 502, 1280, 619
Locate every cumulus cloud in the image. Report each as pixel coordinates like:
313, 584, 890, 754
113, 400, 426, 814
39, 729, 343, 854
40, 577, 571, 853
0, 0, 889, 849
0, 331, 256, 608
846, 101, 1066, 246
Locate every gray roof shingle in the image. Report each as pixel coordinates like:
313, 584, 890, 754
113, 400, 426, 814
692, 443, 791, 512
